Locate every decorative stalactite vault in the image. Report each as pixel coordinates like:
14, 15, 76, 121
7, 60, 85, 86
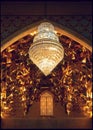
1, 33, 92, 118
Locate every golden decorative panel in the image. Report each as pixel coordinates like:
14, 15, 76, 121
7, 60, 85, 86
1, 33, 92, 118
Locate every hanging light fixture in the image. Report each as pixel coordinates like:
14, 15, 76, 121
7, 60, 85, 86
28, 22, 64, 76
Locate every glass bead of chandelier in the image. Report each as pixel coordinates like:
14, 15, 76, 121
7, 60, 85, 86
29, 22, 64, 76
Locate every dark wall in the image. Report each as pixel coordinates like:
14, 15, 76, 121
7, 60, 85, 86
1, 1, 92, 15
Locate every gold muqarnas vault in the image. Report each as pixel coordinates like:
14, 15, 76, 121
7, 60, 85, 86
1, 22, 92, 118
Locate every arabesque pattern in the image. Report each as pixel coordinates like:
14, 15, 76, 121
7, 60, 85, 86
1, 15, 92, 43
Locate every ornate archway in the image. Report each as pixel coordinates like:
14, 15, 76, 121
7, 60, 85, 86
1, 20, 92, 118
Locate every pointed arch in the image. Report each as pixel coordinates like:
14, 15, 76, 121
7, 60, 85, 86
1, 19, 92, 52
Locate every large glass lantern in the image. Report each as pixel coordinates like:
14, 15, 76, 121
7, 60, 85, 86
29, 22, 64, 76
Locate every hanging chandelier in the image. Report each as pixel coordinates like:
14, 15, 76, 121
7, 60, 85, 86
28, 22, 64, 76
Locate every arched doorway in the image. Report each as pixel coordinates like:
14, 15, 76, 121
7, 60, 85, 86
40, 91, 53, 116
